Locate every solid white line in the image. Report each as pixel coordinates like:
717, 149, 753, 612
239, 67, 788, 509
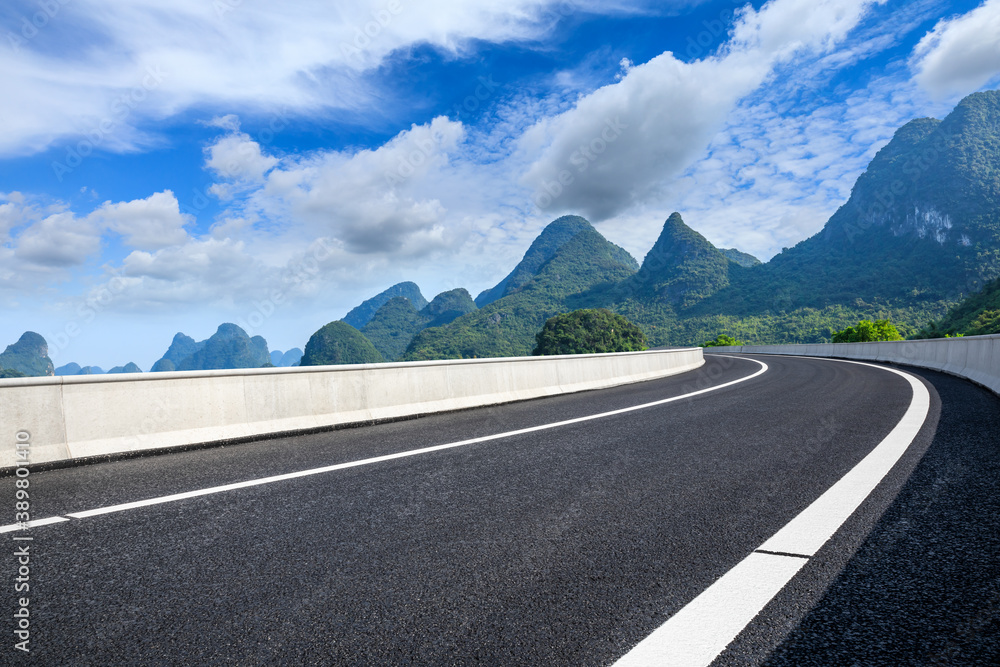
614, 553, 809, 667
0, 356, 767, 529
0, 516, 70, 533
615, 357, 930, 667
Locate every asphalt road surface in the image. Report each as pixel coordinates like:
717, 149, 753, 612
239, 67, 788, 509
3, 354, 998, 665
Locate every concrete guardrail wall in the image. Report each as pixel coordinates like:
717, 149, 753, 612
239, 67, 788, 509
0, 348, 703, 469
709, 334, 1000, 397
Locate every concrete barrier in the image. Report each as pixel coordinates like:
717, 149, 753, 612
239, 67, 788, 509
0, 348, 703, 469
708, 334, 1000, 397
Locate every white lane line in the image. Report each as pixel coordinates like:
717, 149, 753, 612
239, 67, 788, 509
0, 356, 768, 529
0, 517, 70, 533
614, 553, 809, 667
615, 357, 930, 667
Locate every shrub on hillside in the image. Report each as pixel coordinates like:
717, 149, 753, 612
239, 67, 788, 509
533, 309, 647, 356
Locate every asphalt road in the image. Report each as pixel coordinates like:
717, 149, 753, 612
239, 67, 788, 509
3, 354, 998, 665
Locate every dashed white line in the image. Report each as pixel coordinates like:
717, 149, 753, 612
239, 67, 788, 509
0, 356, 767, 530
614, 356, 930, 667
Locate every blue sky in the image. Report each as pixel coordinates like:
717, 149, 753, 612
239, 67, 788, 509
2, 0, 999, 370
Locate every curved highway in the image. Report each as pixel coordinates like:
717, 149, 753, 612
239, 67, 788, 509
4, 354, 999, 664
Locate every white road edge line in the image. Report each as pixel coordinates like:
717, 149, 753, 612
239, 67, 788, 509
0, 516, 70, 533
0, 356, 767, 530
614, 355, 930, 667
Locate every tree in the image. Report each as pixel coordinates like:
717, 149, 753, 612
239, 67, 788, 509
301, 321, 385, 366
832, 319, 903, 343
532, 309, 647, 356
701, 334, 745, 347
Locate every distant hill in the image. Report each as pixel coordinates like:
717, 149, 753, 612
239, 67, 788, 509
0, 332, 54, 377
720, 248, 761, 268
474, 215, 595, 307
270, 348, 303, 367
151, 325, 270, 371
55, 362, 83, 376
301, 321, 384, 366
342, 282, 428, 329
404, 217, 639, 360
107, 362, 142, 374
151, 333, 206, 372
914, 275, 1000, 338
360, 289, 478, 360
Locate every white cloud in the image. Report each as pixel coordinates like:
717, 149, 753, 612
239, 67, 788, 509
204, 131, 280, 199
91, 191, 193, 250
911, 0, 1000, 98
520, 0, 886, 222
14, 211, 103, 268
234, 116, 471, 256
0, 0, 641, 158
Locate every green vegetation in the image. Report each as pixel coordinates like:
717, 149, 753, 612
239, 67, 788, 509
360, 289, 479, 360
0, 368, 26, 378
404, 219, 638, 360
152, 333, 205, 372
475, 216, 595, 307
0, 332, 54, 377
361, 297, 432, 361
342, 281, 427, 329
720, 248, 761, 268
301, 321, 385, 366
702, 334, 744, 347
832, 319, 903, 343
422, 288, 478, 327
149, 325, 269, 371
533, 309, 647, 355
175, 324, 270, 371
913, 275, 1000, 338
619, 212, 732, 309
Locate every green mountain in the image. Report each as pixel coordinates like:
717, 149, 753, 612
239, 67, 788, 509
601, 90, 1000, 346
296, 89, 1000, 359
269, 348, 303, 367
620, 212, 733, 308
301, 321, 385, 366
150, 325, 270, 371
176, 324, 270, 371
914, 275, 1000, 338
55, 362, 82, 376
151, 333, 206, 372
404, 218, 639, 360
360, 297, 429, 361
422, 288, 478, 327
720, 248, 761, 268
474, 215, 595, 307
0, 332, 54, 377
342, 281, 428, 329
107, 362, 143, 374
360, 288, 479, 360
